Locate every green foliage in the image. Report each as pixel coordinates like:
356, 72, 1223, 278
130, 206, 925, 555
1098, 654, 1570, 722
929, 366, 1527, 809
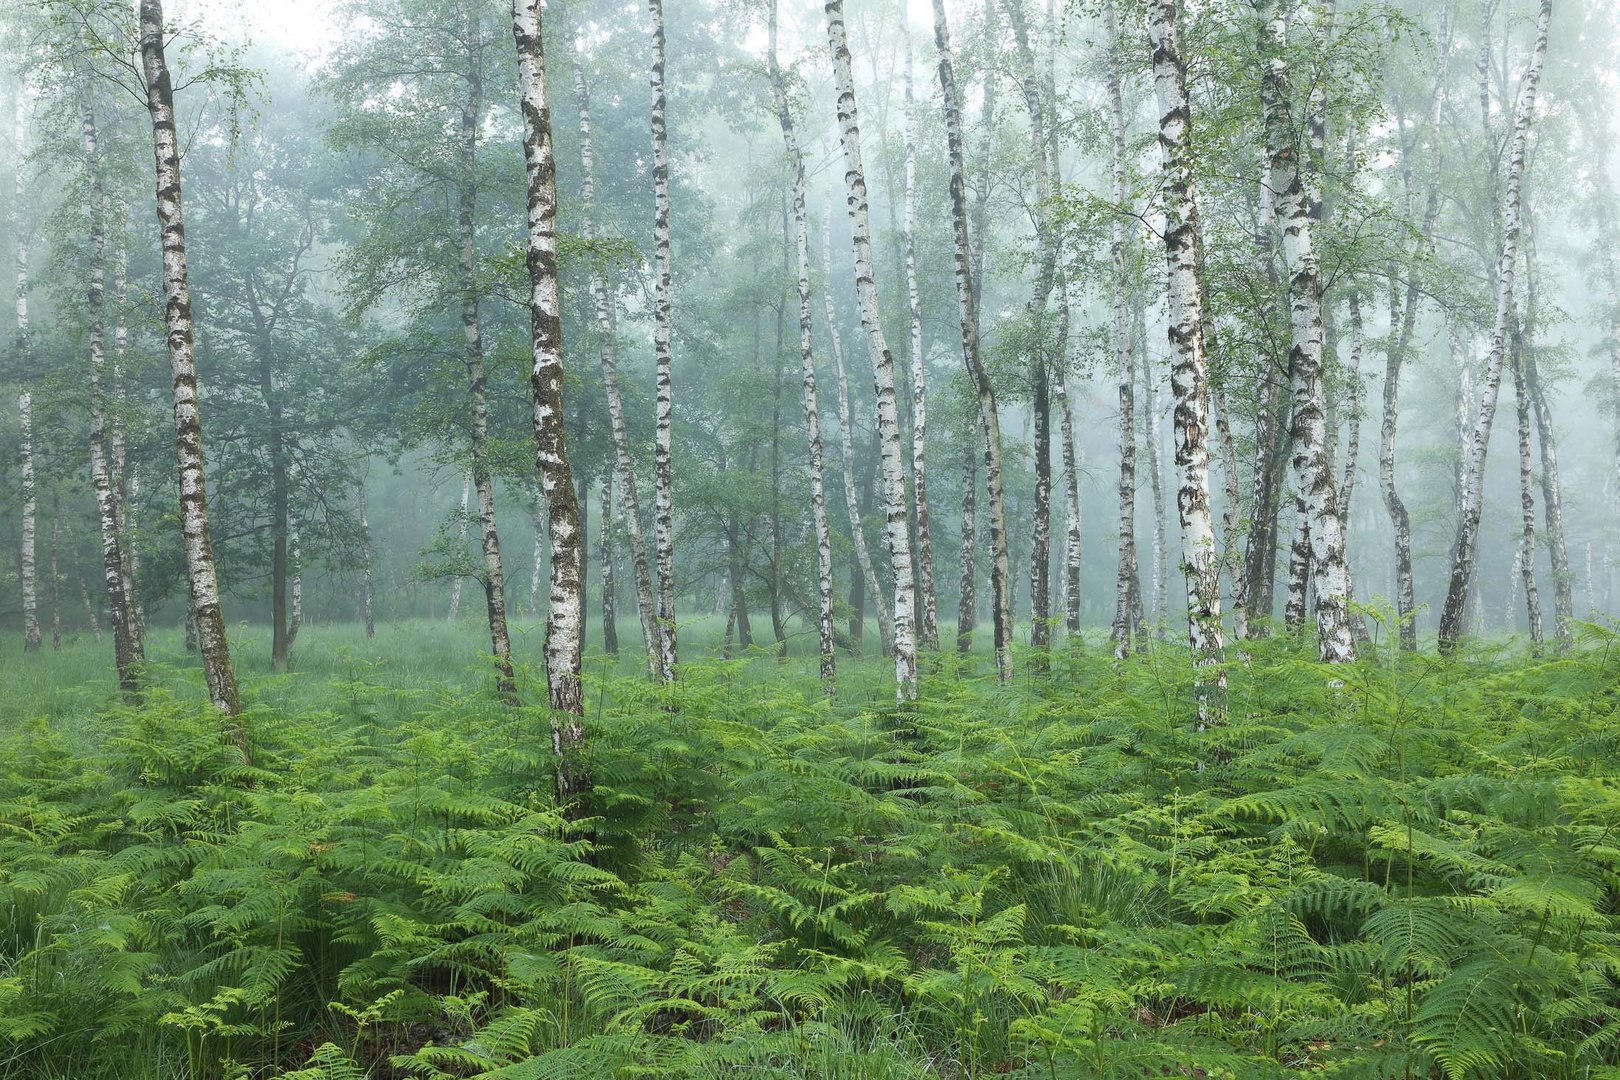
2, 624, 1620, 1078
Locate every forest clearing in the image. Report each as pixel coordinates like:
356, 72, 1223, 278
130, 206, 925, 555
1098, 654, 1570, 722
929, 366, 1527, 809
3, 0, 1620, 1074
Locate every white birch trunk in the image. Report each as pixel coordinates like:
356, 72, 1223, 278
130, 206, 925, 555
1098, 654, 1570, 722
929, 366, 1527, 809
140, 0, 241, 729
358, 482, 375, 638
13, 93, 38, 653
1521, 215, 1573, 650
648, 0, 679, 681
769, 3, 836, 692
931, 0, 1015, 680
1056, 295, 1082, 637
1140, 344, 1169, 637
449, 474, 470, 621
1439, 0, 1552, 651
1259, 0, 1353, 662
1105, 0, 1139, 657
288, 511, 302, 649
825, 0, 917, 700
901, 32, 938, 653
83, 83, 143, 698
601, 474, 618, 656
512, 0, 588, 772
531, 491, 545, 618
1147, 0, 1225, 715
1511, 322, 1543, 649
573, 62, 661, 677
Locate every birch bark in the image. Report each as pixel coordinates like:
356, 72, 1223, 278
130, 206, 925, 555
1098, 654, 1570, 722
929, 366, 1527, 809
1147, 0, 1225, 715
932, 0, 1014, 680
83, 83, 142, 697
601, 473, 618, 657
823, 207, 891, 658
769, 2, 836, 692
1511, 316, 1543, 648
1259, 0, 1354, 662
452, 10, 517, 701
14, 88, 37, 652
511, 0, 588, 768
141, 0, 240, 726
901, 31, 938, 653
958, 411, 978, 652
825, 0, 917, 700
1438, 0, 1552, 651
1105, 0, 1139, 657
573, 61, 661, 675
649, 0, 679, 680
359, 481, 375, 638
1522, 216, 1572, 650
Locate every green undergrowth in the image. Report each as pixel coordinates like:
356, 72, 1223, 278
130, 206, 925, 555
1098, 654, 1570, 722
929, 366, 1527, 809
3, 618, 1620, 1079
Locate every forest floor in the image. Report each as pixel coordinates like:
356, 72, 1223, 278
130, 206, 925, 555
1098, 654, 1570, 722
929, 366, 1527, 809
2, 616, 1619, 1079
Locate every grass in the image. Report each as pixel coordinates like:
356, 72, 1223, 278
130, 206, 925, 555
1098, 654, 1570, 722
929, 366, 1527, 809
2, 613, 1619, 1079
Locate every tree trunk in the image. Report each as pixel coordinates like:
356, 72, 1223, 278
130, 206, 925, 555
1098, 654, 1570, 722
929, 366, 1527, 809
48, 496, 61, 651
13, 93, 38, 654
1511, 316, 1543, 649
449, 475, 470, 621
530, 490, 545, 619
1259, 0, 1353, 662
1438, 0, 1551, 652
1105, 0, 1139, 658
932, 0, 1014, 681
1147, 0, 1225, 719
601, 472, 618, 656
453, 11, 517, 701
768, 1, 836, 691
1056, 294, 1082, 638
1521, 217, 1572, 651
825, 0, 917, 701
511, 0, 587, 788
769, 278, 787, 663
822, 200, 891, 657
1008, 0, 1055, 660
900, 32, 938, 653
359, 481, 376, 638
573, 61, 661, 675
141, 0, 240, 730
958, 411, 978, 652
18, 394, 37, 652
1140, 339, 1169, 636
1338, 286, 1368, 642
648, 0, 679, 681
287, 510, 302, 649
83, 84, 143, 698
261, 331, 290, 673
1207, 392, 1244, 646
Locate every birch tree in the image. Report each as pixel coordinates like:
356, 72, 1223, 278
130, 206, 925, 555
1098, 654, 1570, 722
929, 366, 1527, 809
825, 0, 917, 700
139, 0, 241, 728
573, 61, 661, 677
511, 0, 587, 778
1438, 0, 1552, 652
80, 82, 141, 690
648, 0, 678, 681
932, 0, 1014, 681
13, 93, 38, 654
769, 0, 835, 692
900, 30, 937, 653
1104, 0, 1139, 656
1146, 0, 1224, 713
1258, 0, 1353, 663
